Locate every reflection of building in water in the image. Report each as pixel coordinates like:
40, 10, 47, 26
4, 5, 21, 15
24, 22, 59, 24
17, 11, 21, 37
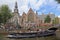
8, 2, 55, 27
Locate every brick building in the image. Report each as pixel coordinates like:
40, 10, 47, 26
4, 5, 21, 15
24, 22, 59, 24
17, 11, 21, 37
8, 2, 55, 28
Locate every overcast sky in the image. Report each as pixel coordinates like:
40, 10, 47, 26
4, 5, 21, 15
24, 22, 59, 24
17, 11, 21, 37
0, 0, 60, 17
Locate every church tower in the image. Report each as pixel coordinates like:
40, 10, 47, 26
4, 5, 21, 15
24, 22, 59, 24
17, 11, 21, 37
14, 1, 19, 14
13, 1, 20, 26
14, 2, 18, 13
7, 1, 21, 28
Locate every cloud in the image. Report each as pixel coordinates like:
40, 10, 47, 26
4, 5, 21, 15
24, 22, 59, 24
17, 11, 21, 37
58, 16, 60, 18
0, 0, 16, 5
29, 0, 45, 10
0, 0, 16, 12
0, 0, 60, 16
17, 0, 46, 13
19, 5, 29, 15
56, 5, 60, 11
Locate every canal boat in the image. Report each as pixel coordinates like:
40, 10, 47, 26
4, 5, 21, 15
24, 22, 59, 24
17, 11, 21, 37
6, 27, 57, 39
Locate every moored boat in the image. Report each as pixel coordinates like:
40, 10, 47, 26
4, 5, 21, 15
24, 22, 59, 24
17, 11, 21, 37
6, 27, 58, 39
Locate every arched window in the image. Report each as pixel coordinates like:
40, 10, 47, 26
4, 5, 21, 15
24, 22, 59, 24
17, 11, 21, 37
28, 13, 34, 22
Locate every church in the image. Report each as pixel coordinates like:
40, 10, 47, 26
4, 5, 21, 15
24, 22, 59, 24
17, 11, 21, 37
8, 2, 55, 28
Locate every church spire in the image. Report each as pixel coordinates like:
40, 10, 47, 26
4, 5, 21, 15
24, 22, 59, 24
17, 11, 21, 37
15, 1, 18, 9
14, 1, 18, 13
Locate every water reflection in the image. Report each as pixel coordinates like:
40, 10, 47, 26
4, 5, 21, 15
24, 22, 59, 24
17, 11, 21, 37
1, 35, 59, 40
0, 31, 60, 40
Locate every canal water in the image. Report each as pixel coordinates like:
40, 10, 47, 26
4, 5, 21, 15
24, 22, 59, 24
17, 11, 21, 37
1, 35, 59, 40
0, 30, 60, 40
0, 33, 60, 40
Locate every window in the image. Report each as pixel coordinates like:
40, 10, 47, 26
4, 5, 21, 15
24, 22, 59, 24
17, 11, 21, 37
28, 13, 34, 22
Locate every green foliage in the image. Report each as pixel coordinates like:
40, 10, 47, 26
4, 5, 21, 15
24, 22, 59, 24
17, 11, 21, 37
55, 0, 60, 3
0, 5, 12, 25
44, 15, 51, 23
52, 17, 59, 24
0, 13, 3, 25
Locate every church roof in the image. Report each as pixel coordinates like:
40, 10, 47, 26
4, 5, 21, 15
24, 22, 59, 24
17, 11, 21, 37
28, 8, 34, 13
29, 8, 33, 11
38, 13, 55, 20
22, 12, 26, 15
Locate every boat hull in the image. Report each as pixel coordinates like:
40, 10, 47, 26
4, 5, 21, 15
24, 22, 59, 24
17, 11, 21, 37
6, 30, 56, 39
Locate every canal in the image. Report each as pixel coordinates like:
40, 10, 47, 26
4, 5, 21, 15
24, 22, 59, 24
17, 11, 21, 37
0, 27, 60, 40
0, 35, 59, 40
0, 31, 60, 40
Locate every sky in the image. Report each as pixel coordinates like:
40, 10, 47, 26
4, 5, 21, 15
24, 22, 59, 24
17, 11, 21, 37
0, 0, 60, 17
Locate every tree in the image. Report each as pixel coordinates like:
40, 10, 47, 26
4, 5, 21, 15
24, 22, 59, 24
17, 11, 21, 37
52, 17, 59, 24
0, 5, 12, 25
55, 0, 60, 3
0, 13, 3, 25
44, 15, 51, 23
